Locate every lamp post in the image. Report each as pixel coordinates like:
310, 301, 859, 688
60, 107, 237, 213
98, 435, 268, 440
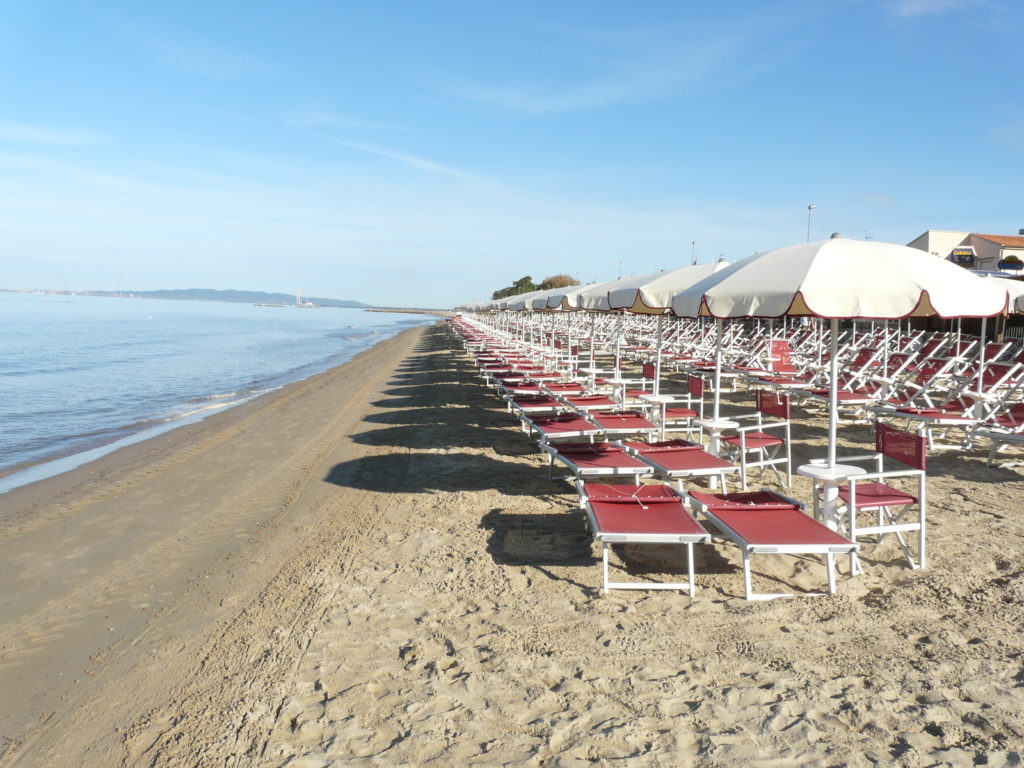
807, 204, 816, 243
691, 240, 697, 265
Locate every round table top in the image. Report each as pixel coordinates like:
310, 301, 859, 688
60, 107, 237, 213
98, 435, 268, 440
796, 463, 868, 482
694, 418, 739, 430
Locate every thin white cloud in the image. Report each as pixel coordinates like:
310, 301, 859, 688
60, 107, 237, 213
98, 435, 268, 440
0, 121, 107, 146
887, 0, 980, 16
421, 12, 806, 114
284, 110, 407, 132
314, 135, 539, 203
113, 18, 278, 80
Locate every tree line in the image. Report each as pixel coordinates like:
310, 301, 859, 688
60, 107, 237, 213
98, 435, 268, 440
491, 274, 579, 300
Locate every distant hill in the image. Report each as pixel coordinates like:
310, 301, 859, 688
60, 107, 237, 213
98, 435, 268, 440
71, 289, 371, 308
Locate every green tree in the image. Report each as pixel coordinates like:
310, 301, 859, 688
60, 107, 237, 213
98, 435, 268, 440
538, 274, 579, 290
491, 275, 536, 299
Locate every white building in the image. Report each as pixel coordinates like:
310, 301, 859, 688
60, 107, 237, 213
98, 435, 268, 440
907, 230, 1024, 272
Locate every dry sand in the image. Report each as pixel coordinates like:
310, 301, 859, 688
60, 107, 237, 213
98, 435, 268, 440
1, 323, 1023, 767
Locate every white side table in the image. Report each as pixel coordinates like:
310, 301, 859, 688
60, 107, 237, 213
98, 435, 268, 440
694, 418, 739, 489
796, 463, 867, 532
639, 393, 676, 440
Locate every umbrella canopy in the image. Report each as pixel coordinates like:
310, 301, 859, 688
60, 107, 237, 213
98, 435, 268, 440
576, 273, 657, 312
669, 238, 1009, 476
608, 261, 730, 314
986, 276, 1024, 313
546, 280, 610, 311
672, 238, 1008, 319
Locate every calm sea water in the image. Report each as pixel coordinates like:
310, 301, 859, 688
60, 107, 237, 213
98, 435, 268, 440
0, 292, 433, 491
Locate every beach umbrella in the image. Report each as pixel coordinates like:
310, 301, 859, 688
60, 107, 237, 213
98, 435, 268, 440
575, 274, 661, 375
671, 238, 1009, 467
987, 276, 1024, 314
606, 262, 731, 394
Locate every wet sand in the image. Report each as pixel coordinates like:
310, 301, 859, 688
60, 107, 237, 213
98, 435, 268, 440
1, 323, 1023, 767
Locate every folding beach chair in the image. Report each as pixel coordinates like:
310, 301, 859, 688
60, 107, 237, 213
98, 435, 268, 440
578, 482, 711, 595
660, 375, 706, 438
543, 442, 652, 483
719, 390, 792, 490
815, 422, 927, 571
973, 403, 1024, 466
687, 490, 858, 600
622, 440, 740, 492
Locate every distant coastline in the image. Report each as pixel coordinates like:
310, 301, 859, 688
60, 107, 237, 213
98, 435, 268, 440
0, 287, 372, 309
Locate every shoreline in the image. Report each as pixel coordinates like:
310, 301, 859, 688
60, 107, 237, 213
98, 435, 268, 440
0, 321, 433, 496
0, 323, 432, 764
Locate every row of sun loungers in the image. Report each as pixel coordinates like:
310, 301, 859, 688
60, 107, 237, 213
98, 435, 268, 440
453, 319, 872, 600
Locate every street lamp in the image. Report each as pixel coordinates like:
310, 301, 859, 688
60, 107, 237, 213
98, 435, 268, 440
806, 204, 816, 242
691, 240, 697, 265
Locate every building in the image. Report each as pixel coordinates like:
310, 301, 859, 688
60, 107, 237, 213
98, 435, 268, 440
907, 230, 1024, 272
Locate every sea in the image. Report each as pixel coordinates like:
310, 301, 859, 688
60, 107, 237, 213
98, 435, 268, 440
0, 291, 435, 494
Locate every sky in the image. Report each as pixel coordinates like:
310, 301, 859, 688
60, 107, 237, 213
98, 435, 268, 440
1, 0, 1022, 309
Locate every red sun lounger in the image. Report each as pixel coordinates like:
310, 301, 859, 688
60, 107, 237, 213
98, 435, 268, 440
509, 395, 563, 414
524, 413, 601, 445
579, 483, 711, 595
688, 490, 858, 600
543, 382, 586, 396
589, 410, 659, 439
559, 394, 620, 412
543, 442, 652, 483
623, 440, 740, 492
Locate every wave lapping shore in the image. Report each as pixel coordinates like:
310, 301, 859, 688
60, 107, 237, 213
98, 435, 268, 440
1, 324, 1022, 766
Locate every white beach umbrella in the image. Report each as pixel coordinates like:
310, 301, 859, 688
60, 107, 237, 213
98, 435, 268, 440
607, 261, 730, 314
986, 276, 1024, 313
670, 238, 1008, 467
606, 262, 731, 394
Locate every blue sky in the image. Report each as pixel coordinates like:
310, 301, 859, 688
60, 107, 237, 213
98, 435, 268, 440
1, 0, 1021, 308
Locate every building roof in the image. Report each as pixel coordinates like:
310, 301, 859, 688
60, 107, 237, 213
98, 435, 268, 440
975, 233, 1024, 248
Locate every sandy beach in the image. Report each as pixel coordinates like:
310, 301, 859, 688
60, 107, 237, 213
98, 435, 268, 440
2, 322, 1024, 767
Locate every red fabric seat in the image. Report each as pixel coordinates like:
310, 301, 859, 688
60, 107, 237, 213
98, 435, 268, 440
838, 481, 916, 508
720, 432, 784, 450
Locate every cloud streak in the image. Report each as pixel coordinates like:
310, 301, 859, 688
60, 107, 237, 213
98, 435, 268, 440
0, 121, 108, 146
887, 0, 981, 16
420, 11, 805, 113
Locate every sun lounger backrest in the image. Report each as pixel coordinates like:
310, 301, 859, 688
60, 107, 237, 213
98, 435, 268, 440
756, 390, 790, 419
688, 375, 704, 397
876, 422, 926, 471
641, 362, 656, 380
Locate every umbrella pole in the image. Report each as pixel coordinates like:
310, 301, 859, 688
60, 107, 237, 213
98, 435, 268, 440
977, 316, 987, 396
654, 314, 664, 396
615, 315, 623, 378
828, 318, 839, 468
589, 313, 596, 370
713, 318, 724, 420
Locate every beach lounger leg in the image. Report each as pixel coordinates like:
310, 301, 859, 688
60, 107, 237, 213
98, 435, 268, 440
742, 549, 753, 601
826, 553, 837, 595
687, 542, 696, 599
602, 542, 610, 594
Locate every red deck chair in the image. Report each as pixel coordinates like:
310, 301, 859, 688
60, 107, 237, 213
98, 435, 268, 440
831, 422, 927, 571
622, 440, 740, 492
659, 375, 706, 439
543, 442, 651, 483
974, 403, 1024, 466
578, 482, 711, 595
687, 490, 858, 600
524, 412, 601, 446
719, 391, 792, 490
589, 410, 659, 440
